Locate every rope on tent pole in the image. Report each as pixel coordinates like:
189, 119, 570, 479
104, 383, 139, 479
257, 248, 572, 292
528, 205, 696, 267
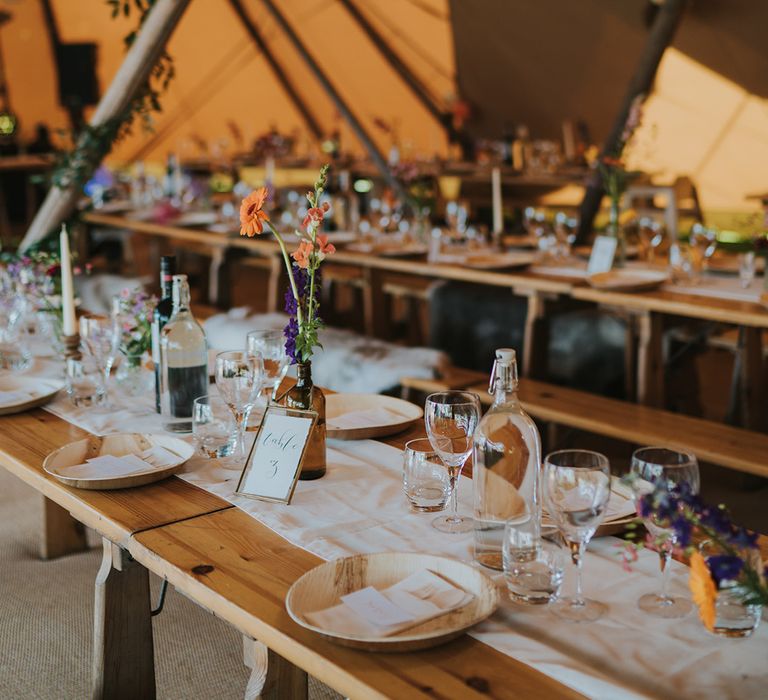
260, 0, 407, 199
20, 0, 192, 251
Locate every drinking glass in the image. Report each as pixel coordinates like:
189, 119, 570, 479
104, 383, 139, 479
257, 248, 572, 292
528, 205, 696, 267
192, 395, 238, 459
630, 446, 700, 618
544, 449, 611, 622
425, 391, 481, 534
80, 315, 119, 403
246, 329, 289, 402
66, 356, 106, 407
0, 290, 31, 371
738, 252, 756, 289
503, 532, 565, 605
402, 438, 452, 512
214, 350, 264, 457
689, 223, 718, 275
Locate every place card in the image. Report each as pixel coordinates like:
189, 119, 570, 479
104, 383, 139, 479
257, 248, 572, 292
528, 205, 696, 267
235, 405, 318, 504
340, 587, 415, 627
587, 235, 618, 275
61, 454, 153, 480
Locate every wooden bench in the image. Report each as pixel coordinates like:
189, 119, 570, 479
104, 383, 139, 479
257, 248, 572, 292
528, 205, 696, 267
401, 367, 768, 479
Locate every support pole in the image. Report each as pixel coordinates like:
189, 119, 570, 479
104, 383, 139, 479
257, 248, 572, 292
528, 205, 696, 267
260, 0, 406, 198
227, 0, 323, 142
575, 0, 688, 243
20, 0, 192, 251
337, 0, 447, 132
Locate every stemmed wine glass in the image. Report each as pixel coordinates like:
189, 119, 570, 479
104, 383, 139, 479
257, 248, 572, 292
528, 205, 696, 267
630, 446, 700, 618
544, 449, 611, 622
214, 350, 264, 457
246, 329, 289, 402
424, 391, 481, 534
79, 315, 119, 406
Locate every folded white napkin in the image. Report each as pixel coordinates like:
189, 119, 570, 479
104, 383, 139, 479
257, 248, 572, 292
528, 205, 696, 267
327, 407, 403, 431
304, 569, 474, 637
59, 446, 178, 480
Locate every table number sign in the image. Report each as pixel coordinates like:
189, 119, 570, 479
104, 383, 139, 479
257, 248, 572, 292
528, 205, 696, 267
587, 235, 618, 275
236, 406, 318, 504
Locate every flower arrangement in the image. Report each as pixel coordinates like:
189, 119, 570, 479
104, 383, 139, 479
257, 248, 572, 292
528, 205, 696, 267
586, 94, 645, 256
114, 288, 157, 361
628, 477, 767, 631
239, 164, 336, 363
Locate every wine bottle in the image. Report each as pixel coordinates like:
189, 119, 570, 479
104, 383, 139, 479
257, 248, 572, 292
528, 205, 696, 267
472, 348, 542, 570
151, 255, 176, 413
160, 274, 209, 433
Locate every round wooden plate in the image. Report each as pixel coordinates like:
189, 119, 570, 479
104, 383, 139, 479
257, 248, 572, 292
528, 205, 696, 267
43, 433, 194, 490
286, 552, 499, 652
588, 268, 669, 292
0, 375, 65, 415
463, 251, 536, 270
325, 394, 423, 440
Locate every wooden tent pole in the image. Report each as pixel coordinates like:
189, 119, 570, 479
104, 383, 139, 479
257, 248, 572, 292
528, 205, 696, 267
337, 0, 448, 133
575, 0, 688, 243
20, 0, 191, 251
260, 0, 406, 198
227, 0, 323, 142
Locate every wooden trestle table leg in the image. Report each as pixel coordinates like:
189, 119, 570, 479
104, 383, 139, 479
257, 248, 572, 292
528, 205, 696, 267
522, 291, 551, 379
243, 636, 308, 700
636, 311, 665, 407
737, 326, 765, 431
40, 496, 89, 560
362, 267, 388, 339
92, 539, 156, 700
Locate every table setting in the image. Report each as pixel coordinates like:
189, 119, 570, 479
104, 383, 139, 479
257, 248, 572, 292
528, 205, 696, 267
2, 167, 767, 700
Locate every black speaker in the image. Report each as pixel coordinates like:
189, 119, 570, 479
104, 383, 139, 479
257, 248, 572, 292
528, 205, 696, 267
57, 43, 99, 107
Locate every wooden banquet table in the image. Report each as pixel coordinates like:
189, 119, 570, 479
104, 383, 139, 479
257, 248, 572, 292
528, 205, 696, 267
81, 211, 768, 425
0, 407, 581, 700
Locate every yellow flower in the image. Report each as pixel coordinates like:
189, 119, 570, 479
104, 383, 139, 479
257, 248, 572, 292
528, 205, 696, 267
619, 208, 637, 225
584, 145, 599, 166
689, 551, 717, 631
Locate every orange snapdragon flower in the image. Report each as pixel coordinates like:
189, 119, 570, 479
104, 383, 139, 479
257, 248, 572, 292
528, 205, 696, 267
240, 187, 270, 237
317, 234, 336, 257
689, 551, 717, 631
292, 240, 313, 269
303, 201, 330, 229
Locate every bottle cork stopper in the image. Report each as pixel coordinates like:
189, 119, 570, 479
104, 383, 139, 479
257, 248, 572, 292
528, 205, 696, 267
495, 348, 516, 363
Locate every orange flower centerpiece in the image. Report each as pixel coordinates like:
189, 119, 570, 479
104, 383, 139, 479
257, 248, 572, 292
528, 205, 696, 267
239, 164, 335, 480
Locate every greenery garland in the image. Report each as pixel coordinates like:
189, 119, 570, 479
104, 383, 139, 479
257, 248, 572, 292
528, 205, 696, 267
51, 0, 175, 190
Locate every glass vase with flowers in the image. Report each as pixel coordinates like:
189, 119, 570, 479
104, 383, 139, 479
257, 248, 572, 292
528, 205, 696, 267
112, 289, 156, 396
239, 165, 336, 479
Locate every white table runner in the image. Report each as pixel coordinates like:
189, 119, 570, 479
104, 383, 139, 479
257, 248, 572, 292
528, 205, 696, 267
663, 275, 764, 303
30, 358, 768, 700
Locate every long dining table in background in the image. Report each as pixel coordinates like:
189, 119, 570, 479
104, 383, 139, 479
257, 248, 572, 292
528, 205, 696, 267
80, 211, 767, 430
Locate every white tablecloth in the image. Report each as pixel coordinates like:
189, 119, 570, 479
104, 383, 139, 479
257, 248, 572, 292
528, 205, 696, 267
663, 275, 763, 303
33, 359, 768, 700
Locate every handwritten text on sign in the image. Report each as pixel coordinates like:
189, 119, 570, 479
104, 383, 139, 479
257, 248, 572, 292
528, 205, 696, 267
237, 408, 316, 503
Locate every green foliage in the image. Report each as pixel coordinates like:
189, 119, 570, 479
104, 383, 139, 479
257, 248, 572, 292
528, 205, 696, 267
52, 1, 175, 190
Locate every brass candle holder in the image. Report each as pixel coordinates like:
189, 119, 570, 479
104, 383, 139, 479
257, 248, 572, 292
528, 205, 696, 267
62, 333, 81, 362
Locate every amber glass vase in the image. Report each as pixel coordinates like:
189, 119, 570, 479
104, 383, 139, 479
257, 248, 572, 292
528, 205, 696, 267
283, 361, 327, 480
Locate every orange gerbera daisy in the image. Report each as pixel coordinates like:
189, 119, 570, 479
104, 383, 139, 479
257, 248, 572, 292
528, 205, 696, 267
689, 551, 717, 631
240, 187, 270, 237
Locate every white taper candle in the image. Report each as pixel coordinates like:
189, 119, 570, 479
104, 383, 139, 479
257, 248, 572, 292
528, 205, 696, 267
491, 167, 503, 234
59, 224, 77, 336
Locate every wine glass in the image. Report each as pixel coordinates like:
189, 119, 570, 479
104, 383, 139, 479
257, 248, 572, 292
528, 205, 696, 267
246, 329, 289, 402
424, 391, 481, 534
79, 315, 119, 405
544, 449, 611, 622
214, 350, 264, 457
630, 447, 700, 618
689, 223, 718, 277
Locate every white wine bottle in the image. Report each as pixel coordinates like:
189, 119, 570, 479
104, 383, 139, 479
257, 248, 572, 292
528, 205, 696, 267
160, 275, 208, 433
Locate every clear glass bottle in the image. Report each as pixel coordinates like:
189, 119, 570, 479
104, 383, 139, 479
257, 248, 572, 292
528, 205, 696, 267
160, 275, 209, 433
152, 255, 176, 413
282, 361, 326, 480
473, 348, 542, 570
